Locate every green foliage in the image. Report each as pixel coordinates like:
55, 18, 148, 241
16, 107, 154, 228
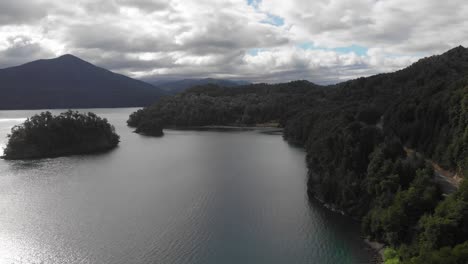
384, 248, 401, 264
444, 85, 468, 176
3, 110, 119, 159
401, 242, 468, 264
135, 118, 164, 136
363, 164, 440, 245
357, 107, 382, 125
386, 80, 468, 177
417, 181, 468, 251
303, 120, 384, 215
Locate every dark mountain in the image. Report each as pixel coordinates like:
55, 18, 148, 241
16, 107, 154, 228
0, 54, 165, 109
151, 78, 250, 94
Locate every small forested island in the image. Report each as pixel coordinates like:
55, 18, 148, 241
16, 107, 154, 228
129, 46, 468, 263
128, 110, 164, 136
3, 110, 120, 160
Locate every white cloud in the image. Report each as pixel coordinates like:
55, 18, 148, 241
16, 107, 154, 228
259, 0, 468, 54
0, 0, 466, 83
240, 47, 418, 83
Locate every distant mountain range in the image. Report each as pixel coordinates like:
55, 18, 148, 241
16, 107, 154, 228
0, 55, 165, 110
150, 78, 250, 94
0, 55, 252, 109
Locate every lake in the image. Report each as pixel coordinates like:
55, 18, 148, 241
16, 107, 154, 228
0, 108, 373, 264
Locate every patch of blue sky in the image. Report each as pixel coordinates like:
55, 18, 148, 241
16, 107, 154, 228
247, 0, 260, 8
262, 14, 284, 26
298, 42, 368, 56
247, 48, 263, 56
247, 0, 284, 26
298, 42, 315, 50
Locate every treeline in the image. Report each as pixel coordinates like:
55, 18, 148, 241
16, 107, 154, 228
127, 81, 321, 131
3, 110, 120, 159
127, 46, 468, 263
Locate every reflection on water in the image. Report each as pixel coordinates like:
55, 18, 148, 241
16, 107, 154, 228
0, 118, 27, 122
8, 160, 46, 170
0, 108, 372, 264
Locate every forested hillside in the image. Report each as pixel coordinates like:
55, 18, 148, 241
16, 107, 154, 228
148, 78, 250, 94
128, 46, 468, 263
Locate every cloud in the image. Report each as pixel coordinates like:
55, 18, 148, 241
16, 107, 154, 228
0, 1, 49, 25
74, 50, 176, 72
258, 0, 468, 54
66, 23, 174, 53
116, 0, 170, 12
238, 47, 417, 84
0, 0, 465, 84
0, 35, 54, 68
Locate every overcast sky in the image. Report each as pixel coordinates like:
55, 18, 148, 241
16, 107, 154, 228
0, 0, 467, 84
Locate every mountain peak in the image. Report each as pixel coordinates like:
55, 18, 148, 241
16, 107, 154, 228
444, 45, 467, 56
452, 45, 465, 50
54, 54, 88, 64
0, 53, 164, 109
57, 54, 80, 59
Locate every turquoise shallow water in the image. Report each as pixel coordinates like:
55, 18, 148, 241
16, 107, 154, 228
0, 108, 372, 264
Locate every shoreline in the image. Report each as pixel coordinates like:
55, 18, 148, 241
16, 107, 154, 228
364, 238, 385, 264
1, 145, 119, 160
310, 194, 385, 263
165, 125, 283, 134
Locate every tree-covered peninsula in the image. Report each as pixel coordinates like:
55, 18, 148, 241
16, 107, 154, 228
3, 111, 120, 160
128, 46, 468, 263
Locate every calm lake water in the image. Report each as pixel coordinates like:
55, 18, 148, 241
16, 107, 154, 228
0, 108, 372, 264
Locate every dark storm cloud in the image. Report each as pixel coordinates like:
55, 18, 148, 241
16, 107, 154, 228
180, 22, 289, 55
66, 24, 175, 53
81, 1, 120, 14
0, 36, 53, 68
0, 1, 48, 25
91, 52, 176, 72
116, 0, 170, 12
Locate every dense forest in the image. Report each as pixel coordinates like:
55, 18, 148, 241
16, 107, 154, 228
128, 46, 468, 263
3, 110, 120, 159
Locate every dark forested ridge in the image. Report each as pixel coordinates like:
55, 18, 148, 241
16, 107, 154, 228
127, 81, 320, 130
0, 55, 165, 109
148, 78, 250, 94
128, 46, 468, 263
3, 111, 120, 159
